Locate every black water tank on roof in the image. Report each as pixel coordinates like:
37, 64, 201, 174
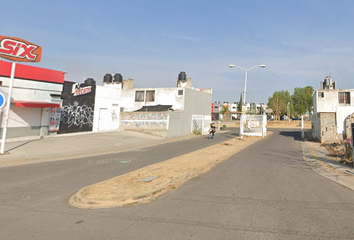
103, 73, 112, 83
113, 73, 123, 83
178, 71, 187, 81
84, 78, 96, 85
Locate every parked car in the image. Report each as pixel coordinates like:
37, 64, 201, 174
292, 117, 301, 120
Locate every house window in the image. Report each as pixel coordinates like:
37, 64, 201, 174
146, 90, 155, 102
318, 92, 324, 98
338, 92, 350, 104
135, 91, 144, 102
178, 90, 183, 96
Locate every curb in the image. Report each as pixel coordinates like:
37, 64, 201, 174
0, 134, 198, 168
302, 139, 354, 191
69, 154, 225, 209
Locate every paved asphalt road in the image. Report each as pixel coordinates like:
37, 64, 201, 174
2, 128, 354, 239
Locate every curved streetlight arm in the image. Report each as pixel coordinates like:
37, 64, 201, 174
229, 64, 246, 71
246, 65, 262, 72
229, 64, 266, 105
229, 64, 265, 72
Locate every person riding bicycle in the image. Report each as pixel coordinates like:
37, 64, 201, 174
209, 123, 216, 139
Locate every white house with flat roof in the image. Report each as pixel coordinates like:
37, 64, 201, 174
119, 72, 213, 138
312, 76, 354, 143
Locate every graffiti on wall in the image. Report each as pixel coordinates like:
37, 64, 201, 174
111, 109, 118, 122
121, 112, 168, 129
61, 102, 94, 127
124, 112, 168, 121
122, 121, 168, 128
58, 81, 96, 134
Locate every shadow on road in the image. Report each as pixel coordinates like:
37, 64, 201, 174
5, 137, 43, 153
277, 130, 302, 141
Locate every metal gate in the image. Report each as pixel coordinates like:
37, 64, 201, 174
240, 114, 267, 137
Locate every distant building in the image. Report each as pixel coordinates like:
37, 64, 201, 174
212, 101, 267, 120
211, 101, 222, 120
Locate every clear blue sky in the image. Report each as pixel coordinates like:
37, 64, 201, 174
1, 0, 354, 104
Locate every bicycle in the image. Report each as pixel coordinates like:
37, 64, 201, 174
208, 130, 215, 139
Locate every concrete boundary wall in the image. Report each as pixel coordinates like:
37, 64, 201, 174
120, 112, 169, 137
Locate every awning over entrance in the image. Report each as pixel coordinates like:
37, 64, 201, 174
12, 101, 61, 108
135, 104, 173, 112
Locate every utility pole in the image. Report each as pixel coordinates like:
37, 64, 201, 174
287, 102, 290, 124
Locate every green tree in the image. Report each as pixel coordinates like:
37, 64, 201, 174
220, 105, 230, 114
220, 104, 231, 121
292, 86, 314, 115
238, 94, 243, 112
268, 90, 291, 123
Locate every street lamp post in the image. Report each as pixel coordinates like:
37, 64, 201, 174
287, 102, 290, 124
229, 64, 266, 107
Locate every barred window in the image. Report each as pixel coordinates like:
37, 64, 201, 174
135, 91, 144, 102
318, 92, 324, 98
146, 90, 155, 102
338, 92, 350, 104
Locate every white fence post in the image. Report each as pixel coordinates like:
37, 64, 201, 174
301, 115, 304, 140
240, 114, 244, 139
262, 114, 267, 137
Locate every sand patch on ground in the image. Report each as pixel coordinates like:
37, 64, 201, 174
70, 132, 272, 209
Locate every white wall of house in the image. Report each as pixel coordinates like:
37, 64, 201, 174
93, 85, 121, 132
120, 87, 185, 112
230, 103, 237, 112
167, 87, 212, 138
337, 106, 354, 134
315, 90, 340, 113
314, 88, 354, 137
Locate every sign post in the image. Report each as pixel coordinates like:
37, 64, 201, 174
0, 92, 5, 111
0, 92, 6, 143
0, 35, 42, 154
1, 62, 16, 154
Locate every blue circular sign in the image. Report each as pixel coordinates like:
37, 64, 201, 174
0, 93, 5, 109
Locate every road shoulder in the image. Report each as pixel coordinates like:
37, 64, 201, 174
302, 139, 354, 191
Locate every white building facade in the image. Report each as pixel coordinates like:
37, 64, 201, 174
0, 60, 64, 138
93, 83, 122, 132
119, 72, 212, 138
312, 77, 354, 143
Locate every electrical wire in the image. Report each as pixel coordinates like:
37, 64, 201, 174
247, 67, 261, 101
265, 67, 292, 86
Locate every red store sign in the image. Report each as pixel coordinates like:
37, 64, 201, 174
0, 35, 42, 62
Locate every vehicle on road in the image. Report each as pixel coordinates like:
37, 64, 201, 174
208, 123, 216, 139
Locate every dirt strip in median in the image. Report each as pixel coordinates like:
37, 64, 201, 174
70, 132, 273, 209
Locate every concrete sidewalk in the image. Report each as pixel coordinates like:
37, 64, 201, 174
0, 130, 192, 168
302, 136, 354, 191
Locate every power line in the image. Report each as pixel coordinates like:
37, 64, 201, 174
265, 67, 293, 86
247, 67, 261, 101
